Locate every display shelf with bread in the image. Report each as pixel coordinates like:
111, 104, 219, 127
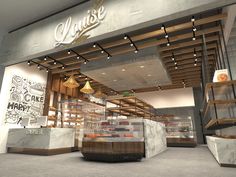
156, 115, 197, 147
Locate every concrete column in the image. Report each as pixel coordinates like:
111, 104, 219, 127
0, 65, 5, 94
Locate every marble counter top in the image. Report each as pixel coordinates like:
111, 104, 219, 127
206, 136, 236, 166
7, 128, 75, 149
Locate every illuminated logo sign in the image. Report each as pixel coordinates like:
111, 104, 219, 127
54, 0, 106, 47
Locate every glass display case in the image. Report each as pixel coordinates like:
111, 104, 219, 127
157, 115, 197, 147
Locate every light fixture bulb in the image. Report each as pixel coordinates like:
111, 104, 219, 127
62, 66, 65, 69
194, 63, 197, 66
130, 43, 134, 47
101, 50, 104, 54
195, 58, 198, 61
175, 66, 178, 69
124, 35, 127, 40
77, 56, 80, 59
54, 61, 57, 65
174, 62, 177, 65
191, 16, 195, 22
46, 69, 49, 73
84, 60, 87, 64
167, 42, 170, 46
44, 57, 47, 61
107, 55, 110, 59
165, 35, 168, 38
161, 25, 165, 30
93, 43, 96, 48
193, 53, 197, 57
172, 57, 175, 61
192, 37, 196, 41
134, 50, 138, 53
68, 50, 71, 55
27, 61, 31, 65
37, 65, 40, 69
193, 27, 197, 32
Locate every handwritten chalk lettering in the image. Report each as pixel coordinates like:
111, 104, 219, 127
54, 5, 106, 46
7, 102, 30, 112
24, 94, 44, 102
26, 129, 43, 135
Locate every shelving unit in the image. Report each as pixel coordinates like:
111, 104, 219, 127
106, 96, 156, 119
156, 115, 197, 147
203, 80, 236, 130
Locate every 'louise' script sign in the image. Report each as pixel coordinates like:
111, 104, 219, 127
54, 5, 106, 47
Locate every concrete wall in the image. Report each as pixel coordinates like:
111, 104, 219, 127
0, 0, 235, 66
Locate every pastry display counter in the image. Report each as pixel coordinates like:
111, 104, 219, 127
81, 119, 167, 162
7, 128, 75, 155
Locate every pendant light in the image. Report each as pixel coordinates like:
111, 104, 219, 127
94, 87, 107, 98
63, 75, 80, 89
80, 81, 94, 94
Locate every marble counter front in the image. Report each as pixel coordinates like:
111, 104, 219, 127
206, 136, 236, 167
143, 120, 167, 158
7, 128, 75, 155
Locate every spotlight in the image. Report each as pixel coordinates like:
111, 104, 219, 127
64, 76, 67, 80
194, 63, 197, 66
167, 42, 170, 46
27, 61, 31, 65
175, 66, 178, 69
161, 25, 165, 30
195, 58, 198, 61
62, 66, 65, 69
130, 43, 134, 47
53, 61, 57, 65
165, 35, 168, 38
67, 50, 71, 55
191, 16, 195, 22
101, 50, 104, 54
193, 53, 197, 57
46, 69, 49, 73
77, 56, 80, 59
172, 57, 175, 61
37, 64, 40, 69
44, 56, 47, 61
174, 62, 177, 65
84, 60, 87, 64
193, 27, 197, 32
192, 37, 196, 41
93, 43, 96, 48
134, 50, 138, 53
107, 55, 110, 59
124, 35, 128, 40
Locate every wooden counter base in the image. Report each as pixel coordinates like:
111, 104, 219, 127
8, 147, 76, 156
82, 141, 144, 162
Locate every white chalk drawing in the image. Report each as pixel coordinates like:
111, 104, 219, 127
5, 75, 46, 124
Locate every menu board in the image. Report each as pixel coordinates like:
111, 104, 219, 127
5, 75, 46, 124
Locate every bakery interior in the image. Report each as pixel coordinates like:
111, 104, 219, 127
0, 3, 236, 168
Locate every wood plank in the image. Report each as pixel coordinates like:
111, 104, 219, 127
159, 36, 218, 52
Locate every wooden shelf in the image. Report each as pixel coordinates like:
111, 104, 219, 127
205, 118, 236, 130
203, 99, 236, 118
106, 96, 155, 118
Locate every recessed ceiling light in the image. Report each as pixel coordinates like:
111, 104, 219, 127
147, 74, 152, 77
140, 65, 144, 68
101, 72, 106, 75
122, 68, 126, 72
113, 79, 117, 82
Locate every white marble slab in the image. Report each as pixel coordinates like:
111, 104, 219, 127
7, 128, 75, 149
143, 120, 167, 158
206, 136, 236, 166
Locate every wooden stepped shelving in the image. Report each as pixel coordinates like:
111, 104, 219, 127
203, 80, 236, 130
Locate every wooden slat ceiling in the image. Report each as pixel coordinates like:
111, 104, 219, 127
29, 11, 226, 95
